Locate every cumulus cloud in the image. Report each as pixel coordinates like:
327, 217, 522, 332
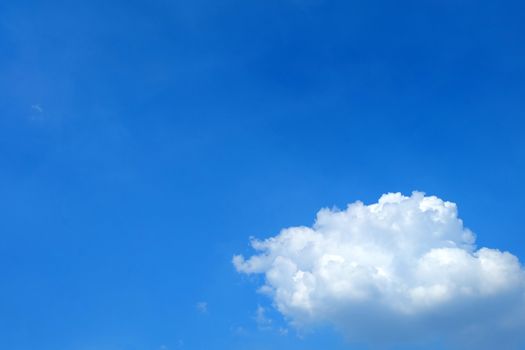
234, 192, 525, 348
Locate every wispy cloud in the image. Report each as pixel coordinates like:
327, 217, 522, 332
31, 104, 43, 113
254, 305, 272, 330
196, 301, 208, 313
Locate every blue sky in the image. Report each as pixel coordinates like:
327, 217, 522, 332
1, 0, 525, 349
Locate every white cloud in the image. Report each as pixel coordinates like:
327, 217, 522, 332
234, 192, 525, 348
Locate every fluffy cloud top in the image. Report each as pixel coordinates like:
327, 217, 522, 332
234, 192, 525, 348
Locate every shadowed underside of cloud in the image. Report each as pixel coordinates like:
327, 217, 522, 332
234, 192, 525, 348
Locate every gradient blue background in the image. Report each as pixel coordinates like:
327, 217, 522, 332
1, 1, 525, 349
